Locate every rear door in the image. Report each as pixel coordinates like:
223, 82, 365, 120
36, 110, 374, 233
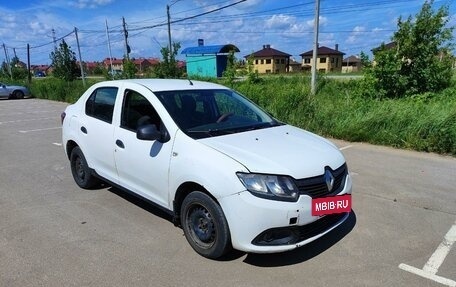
77, 86, 119, 183
113, 86, 173, 209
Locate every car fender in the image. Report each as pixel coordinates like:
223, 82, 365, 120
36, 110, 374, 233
168, 130, 249, 208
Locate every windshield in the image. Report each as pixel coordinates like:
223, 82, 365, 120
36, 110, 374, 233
154, 89, 282, 139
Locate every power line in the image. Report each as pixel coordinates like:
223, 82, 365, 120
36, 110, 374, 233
128, 0, 247, 32
30, 30, 75, 49
0, 0, 428, 63
20, 0, 410, 49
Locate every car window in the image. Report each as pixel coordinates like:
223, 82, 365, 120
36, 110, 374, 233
120, 89, 161, 132
213, 91, 259, 122
85, 87, 118, 123
155, 89, 280, 139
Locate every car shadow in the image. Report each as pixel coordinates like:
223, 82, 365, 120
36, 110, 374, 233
106, 185, 174, 223
102, 184, 356, 265
242, 211, 357, 267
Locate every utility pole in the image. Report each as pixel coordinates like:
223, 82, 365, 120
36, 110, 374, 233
2, 43, 12, 79
74, 27, 86, 87
105, 19, 114, 73
52, 28, 57, 50
311, 0, 320, 95
27, 44, 31, 84
122, 17, 130, 61
166, 1, 183, 61
167, 4, 172, 61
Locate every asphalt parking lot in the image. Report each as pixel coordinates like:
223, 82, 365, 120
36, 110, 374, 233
1, 98, 455, 287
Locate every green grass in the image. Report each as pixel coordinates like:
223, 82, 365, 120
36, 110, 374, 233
28, 77, 98, 103
12, 74, 455, 156
233, 76, 456, 156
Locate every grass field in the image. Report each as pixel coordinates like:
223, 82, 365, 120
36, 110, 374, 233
11, 75, 456, 156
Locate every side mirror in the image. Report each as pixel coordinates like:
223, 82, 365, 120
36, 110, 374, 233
136, 124, 170, 143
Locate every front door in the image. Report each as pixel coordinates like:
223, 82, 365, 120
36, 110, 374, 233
113, 88, 173, 209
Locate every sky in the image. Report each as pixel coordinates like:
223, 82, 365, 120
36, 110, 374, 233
0, 0, 455, 65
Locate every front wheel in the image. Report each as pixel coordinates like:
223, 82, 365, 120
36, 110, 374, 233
70, 146, 100, 189
12, 90, 25, 99
181, 191, 232, 259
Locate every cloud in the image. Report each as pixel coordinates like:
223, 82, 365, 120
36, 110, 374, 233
29, 21, 52, 35
265, 14, 294, 29
306, 16, 328, 27
190, 0, 256, 14
69, 0, 114, 9
346, 26, 366, 44
263, 14, 315, 39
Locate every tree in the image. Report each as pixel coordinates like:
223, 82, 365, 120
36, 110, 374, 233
8, 56, 28, 80
364, 0, 454, 98
246, 53, 260, 83
153, 42, 183, 78
395, 0, 454, 94
50, 39, 80, 81
0, 61, 8, 77
222, 50, 237, 87
122, 58, 137, 79
359, 51, 372, 69
92, 63, 105, 75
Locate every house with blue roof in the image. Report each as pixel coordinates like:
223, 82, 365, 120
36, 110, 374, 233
181, 39, 240, 78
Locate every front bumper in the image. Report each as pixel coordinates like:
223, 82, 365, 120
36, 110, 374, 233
219, 172, 352, 253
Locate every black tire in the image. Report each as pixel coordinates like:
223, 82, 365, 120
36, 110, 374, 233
181, 191, 232, 259
70, 146, 99, 189
11, 90, 24, 99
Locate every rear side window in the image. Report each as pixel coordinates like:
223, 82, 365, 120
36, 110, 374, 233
85, 87, 118, 123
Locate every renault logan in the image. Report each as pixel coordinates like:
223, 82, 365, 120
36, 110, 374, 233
61, 79, 352, 259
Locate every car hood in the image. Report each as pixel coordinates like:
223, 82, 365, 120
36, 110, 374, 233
199, 125, 346, 179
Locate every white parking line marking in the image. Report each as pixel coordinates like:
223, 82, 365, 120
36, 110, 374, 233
2, 110, 60, 116
0, 117, 55, 124
19, 127, 61, 133
423, 223, 456, 274
53, 143, 62, 146
339, 145, 353, 151
399, 221, 456, 287
399, 264, 456, 287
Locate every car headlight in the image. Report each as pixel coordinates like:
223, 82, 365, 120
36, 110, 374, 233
236, 173, 299, 202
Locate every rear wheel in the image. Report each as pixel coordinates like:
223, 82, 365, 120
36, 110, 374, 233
70, 146, 99, 189
181, 191, 232, 259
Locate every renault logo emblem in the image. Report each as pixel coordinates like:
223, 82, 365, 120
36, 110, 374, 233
324, 170, 335, 191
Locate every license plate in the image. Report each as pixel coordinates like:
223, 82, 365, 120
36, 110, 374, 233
311, 194, 352, 216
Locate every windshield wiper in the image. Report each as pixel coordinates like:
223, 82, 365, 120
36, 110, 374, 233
242, 122, 283, 132
187, 129, 233, 137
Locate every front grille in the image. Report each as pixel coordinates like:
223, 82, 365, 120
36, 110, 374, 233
252, 212, 349, 246
295, 163, 347, 198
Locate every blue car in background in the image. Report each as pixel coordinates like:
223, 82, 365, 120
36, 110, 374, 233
0, 82, 31, 99
34, 71, 46, 77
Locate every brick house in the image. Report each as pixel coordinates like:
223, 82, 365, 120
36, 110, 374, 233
342, 55, 362, 73
244, 45, 291, 74
300, 45, 345, 73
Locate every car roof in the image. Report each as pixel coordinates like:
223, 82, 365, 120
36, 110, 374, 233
102, 79, 228, 92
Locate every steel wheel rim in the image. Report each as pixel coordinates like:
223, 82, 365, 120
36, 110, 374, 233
15, 91, 24, 99
186, 205, 216, 248
74, 156, 85, 181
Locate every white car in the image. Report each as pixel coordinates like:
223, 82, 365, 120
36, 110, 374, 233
61, 79, 352, 259
0, 82, 30, 99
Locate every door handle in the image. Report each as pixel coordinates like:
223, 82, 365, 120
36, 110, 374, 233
116, 139, 125, 149
80, 126, 87, 134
